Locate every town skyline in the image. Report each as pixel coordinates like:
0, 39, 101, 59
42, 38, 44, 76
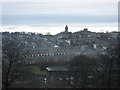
1, 1, 118, 34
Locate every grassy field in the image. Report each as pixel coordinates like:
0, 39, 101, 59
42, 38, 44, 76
22, 65, 47, 75
9, 64, 47, 88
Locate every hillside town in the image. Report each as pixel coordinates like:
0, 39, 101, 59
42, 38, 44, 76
2, 26, 120, 88
2, 25, 119, 54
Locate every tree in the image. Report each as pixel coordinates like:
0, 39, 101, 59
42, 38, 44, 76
69, 55, 97, 88
2, 35, 28, 88
106, 43, 120, 88
96, 42, 120, 88
96, 54, 112, 88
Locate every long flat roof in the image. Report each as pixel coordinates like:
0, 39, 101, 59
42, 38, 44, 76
46, 66, 81, 72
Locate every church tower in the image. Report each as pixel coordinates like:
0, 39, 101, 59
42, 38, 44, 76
65, 25, 68, 33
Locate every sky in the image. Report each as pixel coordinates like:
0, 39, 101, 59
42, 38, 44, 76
0, 0, 119, 35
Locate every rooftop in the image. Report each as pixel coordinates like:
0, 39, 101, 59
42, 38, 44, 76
46, 66, 81, 72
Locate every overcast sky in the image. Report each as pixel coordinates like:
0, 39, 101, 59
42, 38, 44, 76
1, 0, 118, 34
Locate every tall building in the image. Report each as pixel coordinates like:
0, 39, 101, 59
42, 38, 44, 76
65, 25, 68, 33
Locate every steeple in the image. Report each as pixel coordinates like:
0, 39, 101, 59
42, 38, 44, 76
65, 25, 68, 33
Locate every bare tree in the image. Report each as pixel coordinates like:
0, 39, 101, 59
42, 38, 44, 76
69, 55, 97, 88
2, 35, 28, 88
106, 43, 120, 88
96, 43, 120, 88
